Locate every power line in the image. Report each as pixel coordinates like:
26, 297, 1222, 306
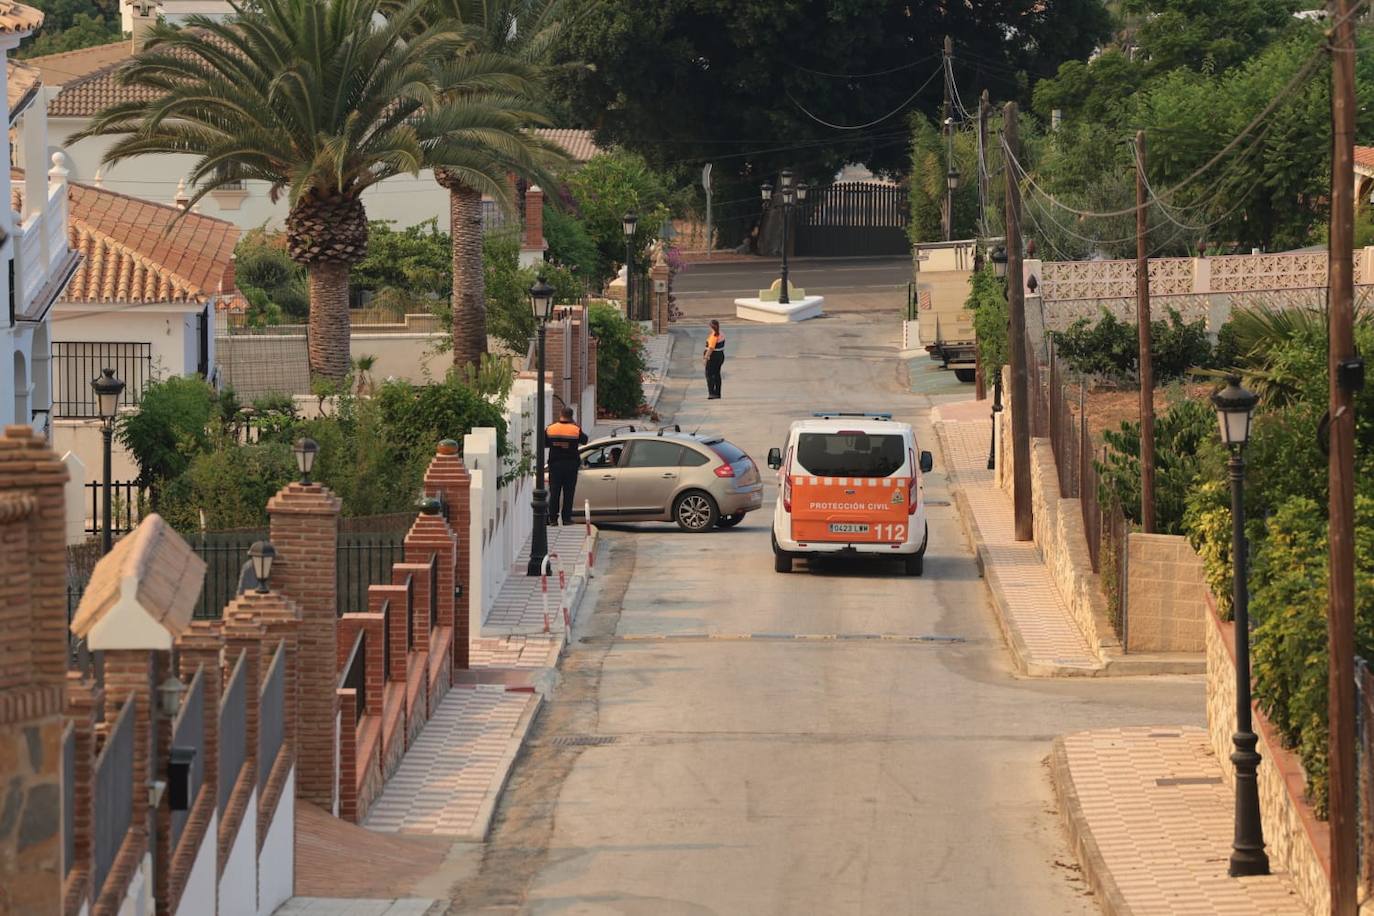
787, 65, 942, 131
790, 54, 939, 80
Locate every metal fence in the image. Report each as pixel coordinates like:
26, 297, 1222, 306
340, 630, 367, 719
51, 341, 152, 418
169, 667, 205, 851
338, 532, 404, 616
189, 531, 266, 619
258, 641, 286, 793
85, 480, 151, 538
218, 651, 247, 815
429, 555, 438, 632
62, 722, 74, 878
626, 271, 653, 322
93, 698, 135, 901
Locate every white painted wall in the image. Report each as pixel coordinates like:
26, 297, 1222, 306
256, 767, 295, 916
173, 809, 217, 916
351, 333, 450, 385
117, 852, 153, 915
217, 787, 258, 916
50, 304, 205, 381
61, 451, 86, 544
51, 420, 138, 496
49, 121, 452, 232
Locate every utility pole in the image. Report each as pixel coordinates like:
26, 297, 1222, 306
1328, 1, 1359, 912
1136, 130, 1156, 533
975, 89, 990, 402
1005, 102, 1032, 541
943, 35, 954, 242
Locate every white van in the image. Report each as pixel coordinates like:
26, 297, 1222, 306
766, 412, 933, 575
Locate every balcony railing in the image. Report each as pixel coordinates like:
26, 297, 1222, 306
11, 162, 75, 324
51, 342, 152, 418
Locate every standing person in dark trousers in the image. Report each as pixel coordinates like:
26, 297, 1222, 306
545, 407, 588, 526
704, 320, 726, 399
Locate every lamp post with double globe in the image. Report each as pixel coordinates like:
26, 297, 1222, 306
762, 171, 808, 305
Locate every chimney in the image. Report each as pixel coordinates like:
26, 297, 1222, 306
130, 0, 158, 53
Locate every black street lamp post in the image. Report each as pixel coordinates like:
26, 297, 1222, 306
1212, 374, 1269, 877
762, 171, 807, 305
622, 211, 638, 320
92, 367, 126, 555
987, 374, 1003, 470
526, 276, 556, 576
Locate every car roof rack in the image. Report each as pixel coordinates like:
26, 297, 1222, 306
655, 423, 682, 436
811, 411, 893, 421
609, 424, 637, 436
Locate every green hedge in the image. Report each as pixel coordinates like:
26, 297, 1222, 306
588, 303, 646, 418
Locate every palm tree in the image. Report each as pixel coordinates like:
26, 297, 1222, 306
77, 0, 469, 381
408, 0, 572, 369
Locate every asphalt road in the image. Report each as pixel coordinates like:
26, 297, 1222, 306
445, 314, 1204, 915
673, 257, 912, 319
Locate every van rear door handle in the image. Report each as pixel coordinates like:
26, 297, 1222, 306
601, 474, 615, 480
660, 472, 676, 479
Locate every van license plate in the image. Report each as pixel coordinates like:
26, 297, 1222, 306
830, 523, 869, 534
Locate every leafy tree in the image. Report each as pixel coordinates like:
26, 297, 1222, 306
115, 375, 219, 491
587, 301, 644, 418
542, 204, 599, 280
565, 150, 675, 285
235, 229, 308, 320
966, 268, 1009, 380
1121, 0, 1301, 76
17, 3, 118, 59
554, 0, 1111, 217
80, 0, 481, 380
351, 220, 451, 297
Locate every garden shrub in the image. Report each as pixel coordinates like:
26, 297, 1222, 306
1249, 494, 1374, 815
588, 302, 646, 418
159, 441, 297, 532
116, 375, 219, 490
966, 268, 1009, 381
1097, 393, 1214, 533
1183, 479, 1234, 618
235, 229, 308, 320
1051, 306, 1213, 381
543, 205, 601, 280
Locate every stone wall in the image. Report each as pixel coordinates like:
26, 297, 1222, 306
1027, 439, 1117, 660
1206, 599, 1331, 915
1126, 533, 1206, 652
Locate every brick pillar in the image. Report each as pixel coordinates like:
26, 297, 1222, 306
235, 591, 300, 771
175, 621, 222, 822
64, 672, 103, 913
521, 184, 547, 263
267, 482, 341, 809
650, 252, 671, 334
151, 650, 172, 916
422, 441, 472, 670
404, 509, 458, 635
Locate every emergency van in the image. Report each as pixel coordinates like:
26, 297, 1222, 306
766, 412, 934, 575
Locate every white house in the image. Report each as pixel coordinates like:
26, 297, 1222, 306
35, 8, 601, 233
0, 1, 82, 437
41, 177, 238, 497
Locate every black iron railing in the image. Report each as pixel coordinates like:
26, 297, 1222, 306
51, 342, 152, 418
218, 651, 247, 815
340, 630, 366, 720
429, 554, 439, 631
337, 533, 403, 616
169, 668, 205, 851
85, 480, 150, 538
94, 698, 135, 900
258, 641, 285, 793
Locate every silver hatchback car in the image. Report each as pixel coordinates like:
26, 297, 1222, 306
577, 427, 764, 531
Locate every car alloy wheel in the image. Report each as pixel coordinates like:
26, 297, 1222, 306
675, 491, 718, 532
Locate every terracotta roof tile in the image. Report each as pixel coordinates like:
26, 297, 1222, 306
7, 59, 39, 124
0, 1, 42, 34
534, 128, 599, 163
24, 39, 131, 88
1357, 146, 1374, 171
63, 182, 239, 303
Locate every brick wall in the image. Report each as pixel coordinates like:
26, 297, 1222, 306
423, 443, 471, 670
1125, 533, 1205, 652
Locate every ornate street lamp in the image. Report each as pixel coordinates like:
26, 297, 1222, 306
764, 170, 806, 305
91, 368, 126, 555
622, 211, 638, 320
991, 246, 1008, 279
294, 437, 319, 484
247, 540, 276, 593
527, 276, 556, 576
1212, 374, 1269, 877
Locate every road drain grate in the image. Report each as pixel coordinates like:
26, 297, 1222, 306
550, 735, 617, 747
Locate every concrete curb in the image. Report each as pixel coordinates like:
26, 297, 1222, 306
1049, 737, 1133, 916
461, 690, 544, 844
643, 333, 677, 414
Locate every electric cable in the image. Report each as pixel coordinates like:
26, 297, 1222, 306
787, 65, 942, 131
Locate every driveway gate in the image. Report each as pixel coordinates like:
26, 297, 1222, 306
793, 182, 909, 257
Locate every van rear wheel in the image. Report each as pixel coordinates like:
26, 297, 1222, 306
772, 534, 792, 573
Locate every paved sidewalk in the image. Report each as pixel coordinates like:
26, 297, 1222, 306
484, 524, 596, 636
640, 332, 675, 415
276, 899, 444, 915
364, 684, 538, 840
1052, 727, 1304, 915
933, 399, 1102, 674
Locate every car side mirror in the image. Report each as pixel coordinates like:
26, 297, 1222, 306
920, 450, 934, 473
767, 447, 782, 470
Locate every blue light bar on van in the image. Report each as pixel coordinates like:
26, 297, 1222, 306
811, 411, 893, 421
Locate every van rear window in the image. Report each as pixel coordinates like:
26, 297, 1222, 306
795, 433, 905, 478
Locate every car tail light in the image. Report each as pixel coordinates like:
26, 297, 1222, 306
907, 450, 918, 515
714, 463, 735, 478
783, 475, 793, 512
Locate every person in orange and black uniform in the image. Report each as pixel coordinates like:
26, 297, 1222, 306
704, 319, 726, 399
545, 407, 588, 526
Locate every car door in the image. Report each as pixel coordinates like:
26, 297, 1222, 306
577, 442, 624, 517
615, 440, 686, 516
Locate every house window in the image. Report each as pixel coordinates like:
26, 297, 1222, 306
218, 178, 245, 191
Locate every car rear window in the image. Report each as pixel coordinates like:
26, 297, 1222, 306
623, 440, 684, 468
709, 440, 748, 464
795, 432, 905, 477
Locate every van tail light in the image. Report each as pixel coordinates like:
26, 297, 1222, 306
714, 463, 735, 478
907, 449, 918, 515
783, 475, 793, 512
